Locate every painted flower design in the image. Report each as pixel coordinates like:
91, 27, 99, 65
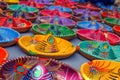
13, 63, 28, 75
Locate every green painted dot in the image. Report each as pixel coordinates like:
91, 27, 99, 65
31, 36, 34, 38
72, 45, 74, 47
55, 17, 58, 21
49, 37, 54, 44
17, 66, 24, 72
8, 18, 12, 22
34, 69, 42, 77
29, 50, 36, 55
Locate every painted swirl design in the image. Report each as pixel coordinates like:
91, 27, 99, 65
81, 60, 120, 80
0, 56, 82, 80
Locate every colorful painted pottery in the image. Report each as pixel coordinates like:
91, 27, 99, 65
105, 18, 120, 26
55, 0, 76, 9
0, 27, 20, 47
73, 9, 101, 21
37, 16, 76, 28
22, 13, 37, 22
18, 34, 76, 59
34, 0, 53, 5
0, 10, 14, 17
0, 47, 8, 64
19, 0, 45, 10
0, 17, 32, 32
80, 60, 120, 80
0, 1, 7, 10
47, 6, 72, 13
1, 10, 37, 22
16, 12, 37, 22
77, 3, 101, 11
40, 9, 71, 18
77, 21, 112, 32
32, 24, 76, 40
8, 4, 39, 13
77, 29, 120, 45
78, 41, 120, 61
3, 0, 19, 4
102, 9, 120, 18
113, 25, 120, 36
0, 56, 83, 80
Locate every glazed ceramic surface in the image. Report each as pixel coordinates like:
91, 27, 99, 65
38, 16, 75, 27
0, 1, 7, 10
34, 0, 53, 5
40, 9, 71, 18
0, 27, 20, 46
47, 6, 72, 13
18, 34, 76, 59
19, 0, 45, 9
77, 21, 112, 31
1, 10, 37, 22
105, 18, 120, 26
78, 3, 101, 11
55, 0, 76, 9
4, 0, 19, 3
113, 25, 120, 36
0, 47, 8, 65
74, 9, 100, 16
77, 29, 120, 45
0, 17, 32, 32
80, 60, 120, 80
8, 4, 39, 13
32, 24, 76, 39
102, 9, 120, 18
0, 56, 83, 80
78, 41, 120, 61
73, 9, 101, 21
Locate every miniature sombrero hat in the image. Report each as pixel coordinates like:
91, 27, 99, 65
78, 41, 120, 61
18, 34, 76, 59
0, 56, 83, 80
80, 60, 120, 80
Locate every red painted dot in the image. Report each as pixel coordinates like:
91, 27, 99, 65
14, 38, 19, 42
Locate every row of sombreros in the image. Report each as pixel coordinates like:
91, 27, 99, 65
1, 0, 120, 24
1, 16, 120, 43
0, 2, 120, 23
1, 0, 101, 10
0, 35, 120, 79
0, 3, 120, 28
0, 16, 120, 33
2, 0, 117, 11
0, 27, 120, 59
1, 22, 120, 45
0, 1, 101, 12
0, 6, 120, 33
2, 5, 119, 22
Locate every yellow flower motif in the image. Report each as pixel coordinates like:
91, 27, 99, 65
103, 44, 108, 49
